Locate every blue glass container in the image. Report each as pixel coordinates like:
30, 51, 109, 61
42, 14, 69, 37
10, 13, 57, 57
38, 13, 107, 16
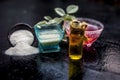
34, 24, 64, 53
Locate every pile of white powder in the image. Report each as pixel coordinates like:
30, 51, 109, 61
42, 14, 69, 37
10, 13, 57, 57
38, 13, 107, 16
5, 30, 39, 56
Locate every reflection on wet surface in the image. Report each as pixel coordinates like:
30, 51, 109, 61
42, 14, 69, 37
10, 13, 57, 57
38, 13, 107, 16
0, 40, 120, 80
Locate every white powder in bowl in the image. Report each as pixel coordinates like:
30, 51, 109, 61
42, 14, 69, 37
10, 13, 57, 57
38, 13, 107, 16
10, 30, 34, 46
5, 30, 39, 56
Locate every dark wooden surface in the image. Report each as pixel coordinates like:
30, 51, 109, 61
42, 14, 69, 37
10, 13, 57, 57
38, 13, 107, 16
0, 0, 120, 80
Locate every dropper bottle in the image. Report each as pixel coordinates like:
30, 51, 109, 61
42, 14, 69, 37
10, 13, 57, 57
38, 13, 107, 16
69, 20, 87, 60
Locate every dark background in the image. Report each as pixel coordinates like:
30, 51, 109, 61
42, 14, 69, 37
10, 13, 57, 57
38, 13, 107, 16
0, 0, 120, 51
0, 0, 120, 80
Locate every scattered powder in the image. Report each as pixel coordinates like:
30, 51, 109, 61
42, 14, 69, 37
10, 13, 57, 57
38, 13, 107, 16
5, 30, 39, 56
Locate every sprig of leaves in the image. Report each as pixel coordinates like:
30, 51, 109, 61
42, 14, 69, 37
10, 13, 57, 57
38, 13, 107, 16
54, 5, 79, 21
36, 4, 79, 28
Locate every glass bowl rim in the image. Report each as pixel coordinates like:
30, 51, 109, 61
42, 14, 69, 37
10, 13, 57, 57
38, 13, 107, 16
76, 17, 104, 32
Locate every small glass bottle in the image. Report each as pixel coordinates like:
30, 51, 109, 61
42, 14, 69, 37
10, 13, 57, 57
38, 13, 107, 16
69, 20, 87, 60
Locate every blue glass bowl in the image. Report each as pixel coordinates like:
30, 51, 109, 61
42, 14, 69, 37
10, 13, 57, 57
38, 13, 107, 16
34, 24, 64, 53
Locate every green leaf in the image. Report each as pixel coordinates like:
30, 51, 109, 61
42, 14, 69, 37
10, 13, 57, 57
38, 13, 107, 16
54, 8, 65, 16
66, 5, 79, 14
63, 14, 75, 21
37, 20, 47, 28
36, 25, 41, 28
53, 18, 63, 24
37, 20, 47, 25
47, 19, 56, 24
44, 16, 52, 20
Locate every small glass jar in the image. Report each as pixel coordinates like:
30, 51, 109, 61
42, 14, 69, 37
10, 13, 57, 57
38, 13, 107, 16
34, 24, 64, 53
